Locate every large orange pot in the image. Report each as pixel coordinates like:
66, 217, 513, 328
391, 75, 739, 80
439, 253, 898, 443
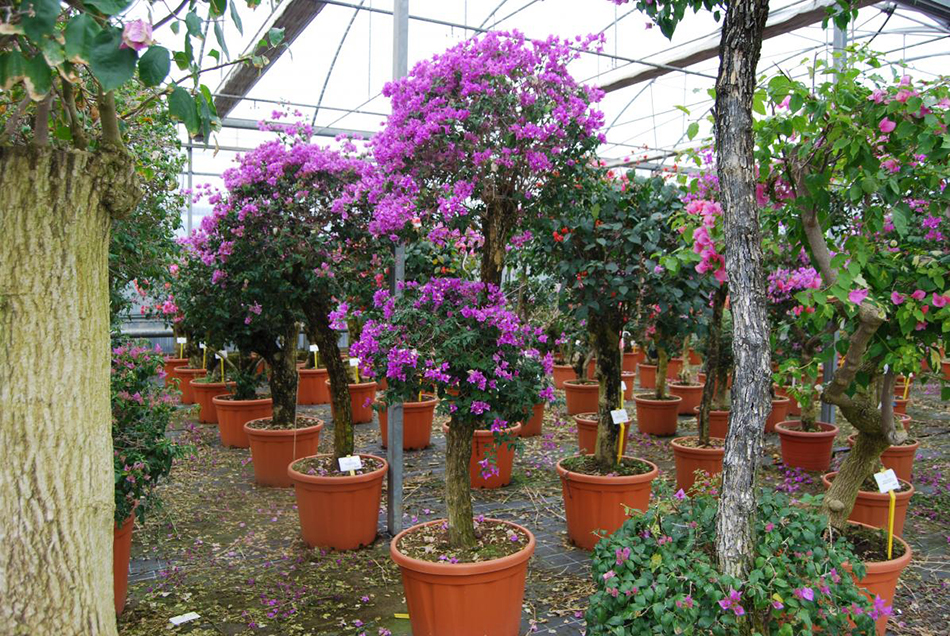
190, 380, 234, 424
288, 453, 387, 550
557, 457, 658, 550
669, 382, 703, 415
846, 433, 918, 482
633, 395, 682, 436
693, 407, 730, 439
328, 380, 378, 424
688, 348, 702, 366
765, 396, 791, 433
622, 351, 640, 374
776, 421, 838, 472
176, 367, 206, 404
670, 437, 725, 492
519, 402, 545, 437
942, 360, 950, 381
297, 367, 330, 404
848, 523, 913, 636
378, 397, 438, 449
666, 357, 684, 380
563, 380, 600, 415
212, 395, 273, 448
113, 515, 134, 615
163, 357, 187, 388
638, 363, 657, 389
244, 417, 324, 487
892, 397, 910, 415
621, 371, 636, 401
575, 412, 630, 456
552, 364, 576, 389
822, 472, 914, 536
390, 518, 534, 636
442, 423, 522, 489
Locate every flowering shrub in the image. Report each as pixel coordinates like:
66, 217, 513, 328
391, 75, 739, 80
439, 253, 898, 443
112, 338, 184, 524
586, 488, 880, 635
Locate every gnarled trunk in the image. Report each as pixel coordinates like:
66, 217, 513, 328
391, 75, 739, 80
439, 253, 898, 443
445, 416, 477, 548
0, 147, 139, 635
479, 201, 514, 287
654, 343, 669, 399
713, 0, 771, 587
263, 323, 299, 428
307, 304, 354, 459
591, 310, 623, 468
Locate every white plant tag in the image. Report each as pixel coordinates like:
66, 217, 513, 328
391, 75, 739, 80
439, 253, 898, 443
349, 358, 359, 367
338, 455, 363, 472
199, 343, 206, 350
169, 611, 200, 626
309, 344, 319, 352
217, 350, 228, 359
214, 353, 221, 360
610, 409, 629, 424
621, 381, 627, 392
874, 469, 900, 493
176, 337, 187, 344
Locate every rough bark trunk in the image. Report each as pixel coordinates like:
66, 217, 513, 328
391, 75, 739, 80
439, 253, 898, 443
712, 0, 771, 587
445, 416, 477, 548
655, 344, 669, 399
0, 147, 139, 634
479, 202, 511, 287
308, 305, 354, 459
591, 312, 623, 468
263, 323, 299, 428
698, 286, 728, 445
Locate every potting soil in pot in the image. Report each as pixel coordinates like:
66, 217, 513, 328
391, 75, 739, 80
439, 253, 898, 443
396, 518, 530, 563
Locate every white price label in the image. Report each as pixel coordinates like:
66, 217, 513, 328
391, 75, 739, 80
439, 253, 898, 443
176, 337, 187, 344
217, 350, 228, 358
169, 612, 200, 626
338, 455, 363, 472
349, 358, 359, 367
621, 381, 627, 392
610, 409, 630, 425
874, 469, 900, 493
199, 343, 207, 350
309, 344, 319, 352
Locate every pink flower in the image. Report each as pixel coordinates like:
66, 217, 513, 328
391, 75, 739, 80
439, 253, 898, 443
933, 293, 948, 308
878, 117, 896, 134
880, 158, 900, 173
674, 488, 686, 500
794, 587, 815, 602
848, 288, 869, 305
121, 20, 154, 52
891, 291, 905, 305
603, 570, 616, 581
911, 289, 926, 300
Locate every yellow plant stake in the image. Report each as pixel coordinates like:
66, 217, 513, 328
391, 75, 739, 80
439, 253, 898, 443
617, 422, 625, 463
220, 356, 225, 382
887, 489, 896, 559
902, 374, 911, 400
874, 468, 899, 560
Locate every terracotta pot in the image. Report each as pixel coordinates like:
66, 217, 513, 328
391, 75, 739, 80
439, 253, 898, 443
688, 348, 702, 366
113, 515, 134, 615
378, 397, 438, 450
552, 364, 576, 389
773, 384, 801, 416
669, 382, 703, 415
848, 523, 913, 636
391, 518, 534, 636
244, 417, 324, 487
634, 395, 682, 436
557, 457, 659, 550
693, 407, 730, 439
765, 396, 792, 433
822, 472, 913, 536
328, 380, 378, 424
288, 453, 387, 550
586, 357, 597, 380
942, 360, 950, 381
176, 367, 206, 404
666, 357, 684, 380
163, 357, 187, 388
622, 351, 639, 374
776, 421, 838, 472
846, 432, 918, 483
519, 402, 545, 437
637, 363, 657, 389
212, 395, 273, 448
621, 371, 635, 401
893, 379, 911, 398
892, 397, 909, 415
190, 380, 235, 424
575, 413, 630, 456
670, 437, 725, 492
442, 423, 522, 489
563, 380, 600, 415
297, 367, 330, 404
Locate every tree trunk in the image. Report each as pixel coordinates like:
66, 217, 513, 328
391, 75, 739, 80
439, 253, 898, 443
591, 312, 623, 468
698, 285, 728, 445
308, 305, 354, 459
445, 416, 477, 548
655, 343, 669, 399
0, 147, 139, 634
712, 0, 771, 587
479, 203, 511, 287
264, 323, 299, 428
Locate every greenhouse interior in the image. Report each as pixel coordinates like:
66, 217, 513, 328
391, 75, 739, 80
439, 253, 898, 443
2, 0, 950, 634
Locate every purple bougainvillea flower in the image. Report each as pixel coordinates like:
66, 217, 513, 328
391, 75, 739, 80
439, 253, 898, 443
878, 117, 897, 134
891, 291, 905, 305
121, 20, 154, 52
848, 288, 869, 305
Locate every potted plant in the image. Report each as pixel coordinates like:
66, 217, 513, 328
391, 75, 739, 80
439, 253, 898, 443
111, 339, 184, 614
211, 352, 271, 448
297, 326, 331, 405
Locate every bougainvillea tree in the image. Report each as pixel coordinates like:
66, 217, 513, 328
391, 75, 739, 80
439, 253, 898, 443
352, 278, 548, 547
362, 30, 606, 285
755, 55, 950, 528
190, 126, 372, 457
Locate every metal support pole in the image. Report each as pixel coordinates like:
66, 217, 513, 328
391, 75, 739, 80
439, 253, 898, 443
386, 0, 408, 538
187, 145, 194, 234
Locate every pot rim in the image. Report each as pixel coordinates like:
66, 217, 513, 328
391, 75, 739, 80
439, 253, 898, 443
692, 406, 730, 415
177, 366, 208, 374
771, 396, 791, 405
845, 521, 913, 571
243, 417, 325, 437
298, 366, 329, 375
212, 395, 273, 406
439, 422, 522, 437
324, 379, 378, 390
563, 379, 600, 388
821, 471, 915, 499
669, 382, 703, 389
163, 356, 188, 363
390, 518, 536, 576
552, 363, 574, 369
844, 433, 919, 450
670, 436, 727, 453
637, 363, 658, 369
378, 396, 439, 409
574, 412, 598, 424
775, 420, 838, 437
189, 379, 236, 389
288, 453, 388, 485
633, 394, 683, 405
556, 455, 659, 485
621, 370, 636, 377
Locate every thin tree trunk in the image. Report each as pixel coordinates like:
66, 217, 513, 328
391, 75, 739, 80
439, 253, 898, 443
264, 323, 299, 428
591, 311, 623, 468
0, 147, 138, 634
308, 305, 354, 459
655, 344, 669, 399
713, 0, 771, 587
479, 203, 511, 287
445, 416, 477, 548
698, 285, 728, 445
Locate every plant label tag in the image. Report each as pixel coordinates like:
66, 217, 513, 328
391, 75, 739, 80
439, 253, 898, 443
349, 358, 359, 367
199, 343, 206, 350
217, 350, 228, 359
176, 337, 187, 344
309, 344, 319, 352
338, 455, 362, 472
169, 612, 200, 626
214, 354, 221, 360
610, 409, 629, 425
621, 381, 627, 392
874, 469, 900, 493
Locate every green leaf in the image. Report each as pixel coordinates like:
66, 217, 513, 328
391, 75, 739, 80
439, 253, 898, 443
209, 0, 227, 17
186, 11, 203, 39
0, 51, 27, 91
686, 121, 699, 141
214, 22, 230, 60
674, 104, 690, 115
170, 21, 180, 36
138, 46, 170, 87
230, 0, 244, 35
267, 27, 285, 47
168, 86, 199, 134
788, 93, 803, 114
892, 204, 909, 236
22, 54, 52, 99
84, 0, 133, 15
20, 0, 59, 41
65, 14, 102, 64
90, 28, 138, 91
